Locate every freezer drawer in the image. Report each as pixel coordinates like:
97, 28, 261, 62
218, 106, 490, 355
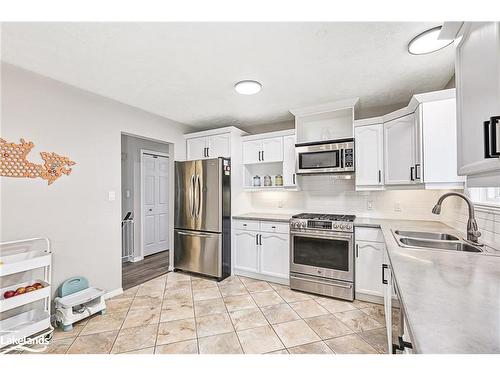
174, 229, 222, 277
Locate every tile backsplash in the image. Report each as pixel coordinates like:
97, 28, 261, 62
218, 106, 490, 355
247, 175, 457, 221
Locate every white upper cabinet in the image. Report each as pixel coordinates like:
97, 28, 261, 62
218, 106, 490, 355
384, 113, 417, 185
354, 123, 384, 189
207, 133, 230, 158
243, 137, 283, 164
283, 135, 297, 187
186, 136, 208, 160
454, 22, 500, 184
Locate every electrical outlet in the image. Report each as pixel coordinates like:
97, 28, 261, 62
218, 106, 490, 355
367, 200, 373, 210
394, 202, 401, 212
278, 200, 283, 208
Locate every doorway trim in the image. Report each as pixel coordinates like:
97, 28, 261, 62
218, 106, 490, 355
140, 148, 170, 261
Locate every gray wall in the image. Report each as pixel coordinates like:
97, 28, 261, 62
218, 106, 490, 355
0, 63, 189, 297
121, 134, 171, 259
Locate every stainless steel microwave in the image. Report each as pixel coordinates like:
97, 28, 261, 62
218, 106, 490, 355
295, 139, 355, 174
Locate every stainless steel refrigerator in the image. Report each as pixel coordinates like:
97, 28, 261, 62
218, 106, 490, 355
174, 157, 231, 281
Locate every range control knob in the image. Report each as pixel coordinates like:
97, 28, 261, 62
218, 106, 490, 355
333, 223, 339, 229
346, 224, 352, 230
300, 222, 306, 228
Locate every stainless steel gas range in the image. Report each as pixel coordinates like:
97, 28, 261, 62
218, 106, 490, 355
289, 213, 355, 301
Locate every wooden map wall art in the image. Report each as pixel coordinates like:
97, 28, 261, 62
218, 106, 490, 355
0, 138, 76, 185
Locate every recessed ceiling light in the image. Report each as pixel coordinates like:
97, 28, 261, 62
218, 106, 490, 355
408, 26, 453, 55
234, 80, 262, 95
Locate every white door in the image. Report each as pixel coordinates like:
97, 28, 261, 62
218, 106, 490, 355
207, 133, 230, 158
260, 233, 289, 279
142, 154, 169, 257
456, 22, 500, 176
262, 137, 283, 162
382, 249, 393, 354
355, 124, 384, 187
234, 230, 260, 273
355, 241, 384, 297
384, 114, 416, 185
243, 140, 262, 164
283, 135, 297, 187
186, 137, 207, 160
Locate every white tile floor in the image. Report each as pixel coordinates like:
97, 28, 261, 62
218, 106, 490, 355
17, 272, 398, 354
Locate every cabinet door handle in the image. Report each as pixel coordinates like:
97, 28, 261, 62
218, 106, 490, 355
484, 116, 500, 158
378, 170, 381, 184
258, 151, 261, 161
293, 173, 296, 185
414, 163, 421, 180
259, 234, 262, 245
355, 244, 359, 258
256, 234, 259, 245
382, 264, 388, 284
410, 166, 415, 181
262, 151, 264, 161
206, 147, 209, 158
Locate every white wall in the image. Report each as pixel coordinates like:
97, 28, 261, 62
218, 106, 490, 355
0, 63, 190, 297
247, 175, 454, 220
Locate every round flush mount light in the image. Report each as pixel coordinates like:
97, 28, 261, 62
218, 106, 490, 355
408, 26, 453, 55
234, 80, 262, 95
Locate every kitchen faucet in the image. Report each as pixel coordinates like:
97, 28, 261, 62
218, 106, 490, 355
431, 192, 482, 244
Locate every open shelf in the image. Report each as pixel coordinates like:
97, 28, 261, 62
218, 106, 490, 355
0, 309, 51, 348
0, 279, 50, 313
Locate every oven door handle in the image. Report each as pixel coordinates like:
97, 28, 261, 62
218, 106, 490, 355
290, 275, 353, 289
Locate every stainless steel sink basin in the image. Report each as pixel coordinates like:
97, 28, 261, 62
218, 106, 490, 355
394, 230, 459, 241
399, 238, 482, 253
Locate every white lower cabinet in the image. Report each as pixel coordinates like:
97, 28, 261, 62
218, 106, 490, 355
382, 248, 393, 354
355, 240, 384, 297
234, 230, 259, 274
233, 219, 289, 284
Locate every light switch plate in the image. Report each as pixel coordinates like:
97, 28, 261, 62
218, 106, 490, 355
367, 200, 373, 210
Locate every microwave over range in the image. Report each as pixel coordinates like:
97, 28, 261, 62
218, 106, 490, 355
295, 138, 355, 174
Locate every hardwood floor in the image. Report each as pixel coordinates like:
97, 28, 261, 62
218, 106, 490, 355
122, 250, 169, 290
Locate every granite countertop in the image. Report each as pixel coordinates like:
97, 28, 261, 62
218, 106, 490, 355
355, 217, 500, 354
232, 212, 295, 222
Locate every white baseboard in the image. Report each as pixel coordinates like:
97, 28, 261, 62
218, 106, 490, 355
130, 256, 144, 263
104, 288, 123, 300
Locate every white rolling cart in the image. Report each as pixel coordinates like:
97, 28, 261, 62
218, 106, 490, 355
0, 238, 53, 353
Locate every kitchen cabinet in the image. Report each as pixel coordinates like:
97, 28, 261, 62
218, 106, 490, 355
234, 230, 260, 274
243, 137, 283, 164
233, 219, 289, 284
382, 248, 393, 354
454, 22, 500, 185
354, 123, 384, 190
355, 240, 384, 298
384, 113, 418, 185
282, 135, 297, 187
186, 132, 230, 160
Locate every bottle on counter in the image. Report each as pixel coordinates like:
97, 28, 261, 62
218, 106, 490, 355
275, 174, 283, 186
264, 175, 272, 186
253, 175, 261, 187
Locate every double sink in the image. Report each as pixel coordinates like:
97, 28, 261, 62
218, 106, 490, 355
393, 230, 483, 253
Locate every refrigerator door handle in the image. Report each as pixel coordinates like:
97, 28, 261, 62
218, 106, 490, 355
189, 174, 195, 217
195, 174, 202, 217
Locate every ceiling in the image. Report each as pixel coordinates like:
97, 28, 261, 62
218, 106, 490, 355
1, 22, 455, 129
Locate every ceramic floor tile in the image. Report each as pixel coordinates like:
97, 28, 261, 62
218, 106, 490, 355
116, 285, 139, 299
119, 347, 155, 354
136, 285, 165, 297
52, 324, 85, 341
229, 307, 268, 331
161, 300, 194, 322
260, 303, 301, 324
196, 312, 234, 338
157, 318, 196, 345
245, 280, 273, 293
167, 272, 191, 282
165, 280, 192, 291
287, 341, 333, 354
192, 287, 221, 301
315, 297, 357, 313
191, 278, 218, 290
334, 309, 383, 333
358, 327, 390, 354
304, 314, 354, 340
111, 324, 158, 353
29, 338, 74, 354
219, 283, 248, 298
324, 334, 378, 354
122, 306, 161, 328
80, 311, 126, 336
272, 320, 321, 348
251, 290, 284, 307
217, 275, 243, 287
155, 339, 199, 354
351, 299, 377, 309
236, 325, 284, 354
105, 297, 134, 313
131, 294, 163, 309
275, 288, 312, 303
67, 331, 118, 354
238, 276, 262, 285
266, 349, 289, 354
223, 294, 257, 312
198, 332, 243, 354
194, 298, 227, 317
360, 305, 386, 326
163, 288, 193, 304
289, 300, 329, 319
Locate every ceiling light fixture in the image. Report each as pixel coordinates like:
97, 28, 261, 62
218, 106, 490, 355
408, 26, 453, 55
234, 80, 262, 95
